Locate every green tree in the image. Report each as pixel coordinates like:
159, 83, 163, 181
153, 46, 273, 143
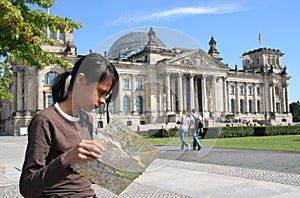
0, 0, 82, 101
289, 101, 300, 122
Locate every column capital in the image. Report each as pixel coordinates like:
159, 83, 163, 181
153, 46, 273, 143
165, 72, 171, 77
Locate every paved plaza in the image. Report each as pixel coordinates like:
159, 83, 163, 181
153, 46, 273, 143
0, 136, 299, 197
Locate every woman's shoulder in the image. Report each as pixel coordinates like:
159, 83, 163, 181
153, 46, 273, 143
31, 106, 57, 122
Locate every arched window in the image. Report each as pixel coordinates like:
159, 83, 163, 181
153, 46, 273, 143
239, 85, 244, 94
123, 96, 130, 114
136, 96, 143, 114
256, 87, 261, 95
230, 85, 235, 94
44, 71, 57, 85
137, 80, 143, 90
108, 100, 116, 114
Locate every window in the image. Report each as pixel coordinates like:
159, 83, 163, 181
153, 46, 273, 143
257, 100, 261, 113
123, 79, 129, 89
123, 96, 130, 114
248, 100, 252, 113
50, 31, 55, 39
59, 32, 65, 41
137, 80, 143, 90
240, 99, 244, 113
276, 102, 280, 113
230, 85, 235, 94
275, 87, 280, 96
47, 96, 53, 107
256, 87, 261, 95
239, 85, 244, 94
136, 96, 143, 114
44, 72, 57, 85
108, 100, 116, 114
248, 86, 253, 95
230, 99, 235, 113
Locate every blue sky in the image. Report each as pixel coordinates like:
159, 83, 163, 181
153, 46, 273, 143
49, 0, 300, 103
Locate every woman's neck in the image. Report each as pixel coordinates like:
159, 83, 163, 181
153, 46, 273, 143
58, 97, 78, 117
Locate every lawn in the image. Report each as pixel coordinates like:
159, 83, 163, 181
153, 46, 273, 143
142, 134, 300, 152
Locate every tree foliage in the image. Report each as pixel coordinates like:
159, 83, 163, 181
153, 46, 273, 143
289, 101, 300, 122
0, 0, 82, 101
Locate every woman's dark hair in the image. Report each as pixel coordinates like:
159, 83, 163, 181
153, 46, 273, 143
51, 53, 119, 122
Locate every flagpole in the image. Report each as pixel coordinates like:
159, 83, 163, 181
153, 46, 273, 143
258, 33, 262, 48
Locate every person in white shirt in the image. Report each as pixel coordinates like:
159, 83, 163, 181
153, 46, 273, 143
177, 110, 191, 150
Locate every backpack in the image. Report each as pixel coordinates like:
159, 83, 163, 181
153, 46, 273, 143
192, 114, 203, 129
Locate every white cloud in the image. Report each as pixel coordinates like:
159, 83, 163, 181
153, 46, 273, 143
114, 4, 241, 24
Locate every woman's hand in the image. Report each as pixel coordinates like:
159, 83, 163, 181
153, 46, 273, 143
60, 140, 104, 168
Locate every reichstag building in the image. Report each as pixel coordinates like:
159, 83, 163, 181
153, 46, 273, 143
0, 27, 292, 135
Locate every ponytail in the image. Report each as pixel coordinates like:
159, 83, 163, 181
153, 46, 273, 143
51, 56, 85, 103
51, 72, 71, 103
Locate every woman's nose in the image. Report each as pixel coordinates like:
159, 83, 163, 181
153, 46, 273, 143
97, 95, 106, 106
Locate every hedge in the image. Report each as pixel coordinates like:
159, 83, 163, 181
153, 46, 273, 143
200, 125, 300, 138
137, 128, 178, 137
138, 125, 300, 138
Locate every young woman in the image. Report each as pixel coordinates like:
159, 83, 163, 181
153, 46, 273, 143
19, 53, 119, 198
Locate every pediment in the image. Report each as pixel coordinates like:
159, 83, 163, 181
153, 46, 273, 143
162, 49, 229, 70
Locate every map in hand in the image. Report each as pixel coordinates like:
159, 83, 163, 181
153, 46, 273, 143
73, 118, 159, 195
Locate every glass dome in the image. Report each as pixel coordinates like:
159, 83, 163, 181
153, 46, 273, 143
107, 31, 166, 58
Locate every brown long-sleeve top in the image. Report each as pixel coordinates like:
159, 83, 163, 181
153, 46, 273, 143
19, 104, 95, 198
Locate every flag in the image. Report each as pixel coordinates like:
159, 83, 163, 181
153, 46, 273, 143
258, 33, 262, 47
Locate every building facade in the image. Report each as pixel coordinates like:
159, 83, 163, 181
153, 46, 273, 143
0, 28, 292, 135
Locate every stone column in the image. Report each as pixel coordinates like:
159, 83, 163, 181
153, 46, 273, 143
183, 76, 187, 111
285, 83, 290, 112
227, 81, 231, 113
272, 84, 276, 112
245, 83, 249, 113
165, 73, 171, 111
253, 84, 257, 113
236, 82, 240, 113
189, 74, 195, 110
178, 73, 183, 112
282, 85, 286, 113
223, 77, 227, 114
201, 75, 207, 113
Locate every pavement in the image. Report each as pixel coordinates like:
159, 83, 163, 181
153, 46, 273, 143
0, 136, 300, 198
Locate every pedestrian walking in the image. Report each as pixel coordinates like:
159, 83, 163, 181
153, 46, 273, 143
190, 109, 203, 151
177, 110, 190, 151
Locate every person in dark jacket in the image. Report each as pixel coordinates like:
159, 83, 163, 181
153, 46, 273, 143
19, 53, 119, 197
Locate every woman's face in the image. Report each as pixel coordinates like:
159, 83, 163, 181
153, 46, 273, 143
73, 73, 113, 113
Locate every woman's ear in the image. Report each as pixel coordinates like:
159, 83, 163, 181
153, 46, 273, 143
75, 73, 87, 88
